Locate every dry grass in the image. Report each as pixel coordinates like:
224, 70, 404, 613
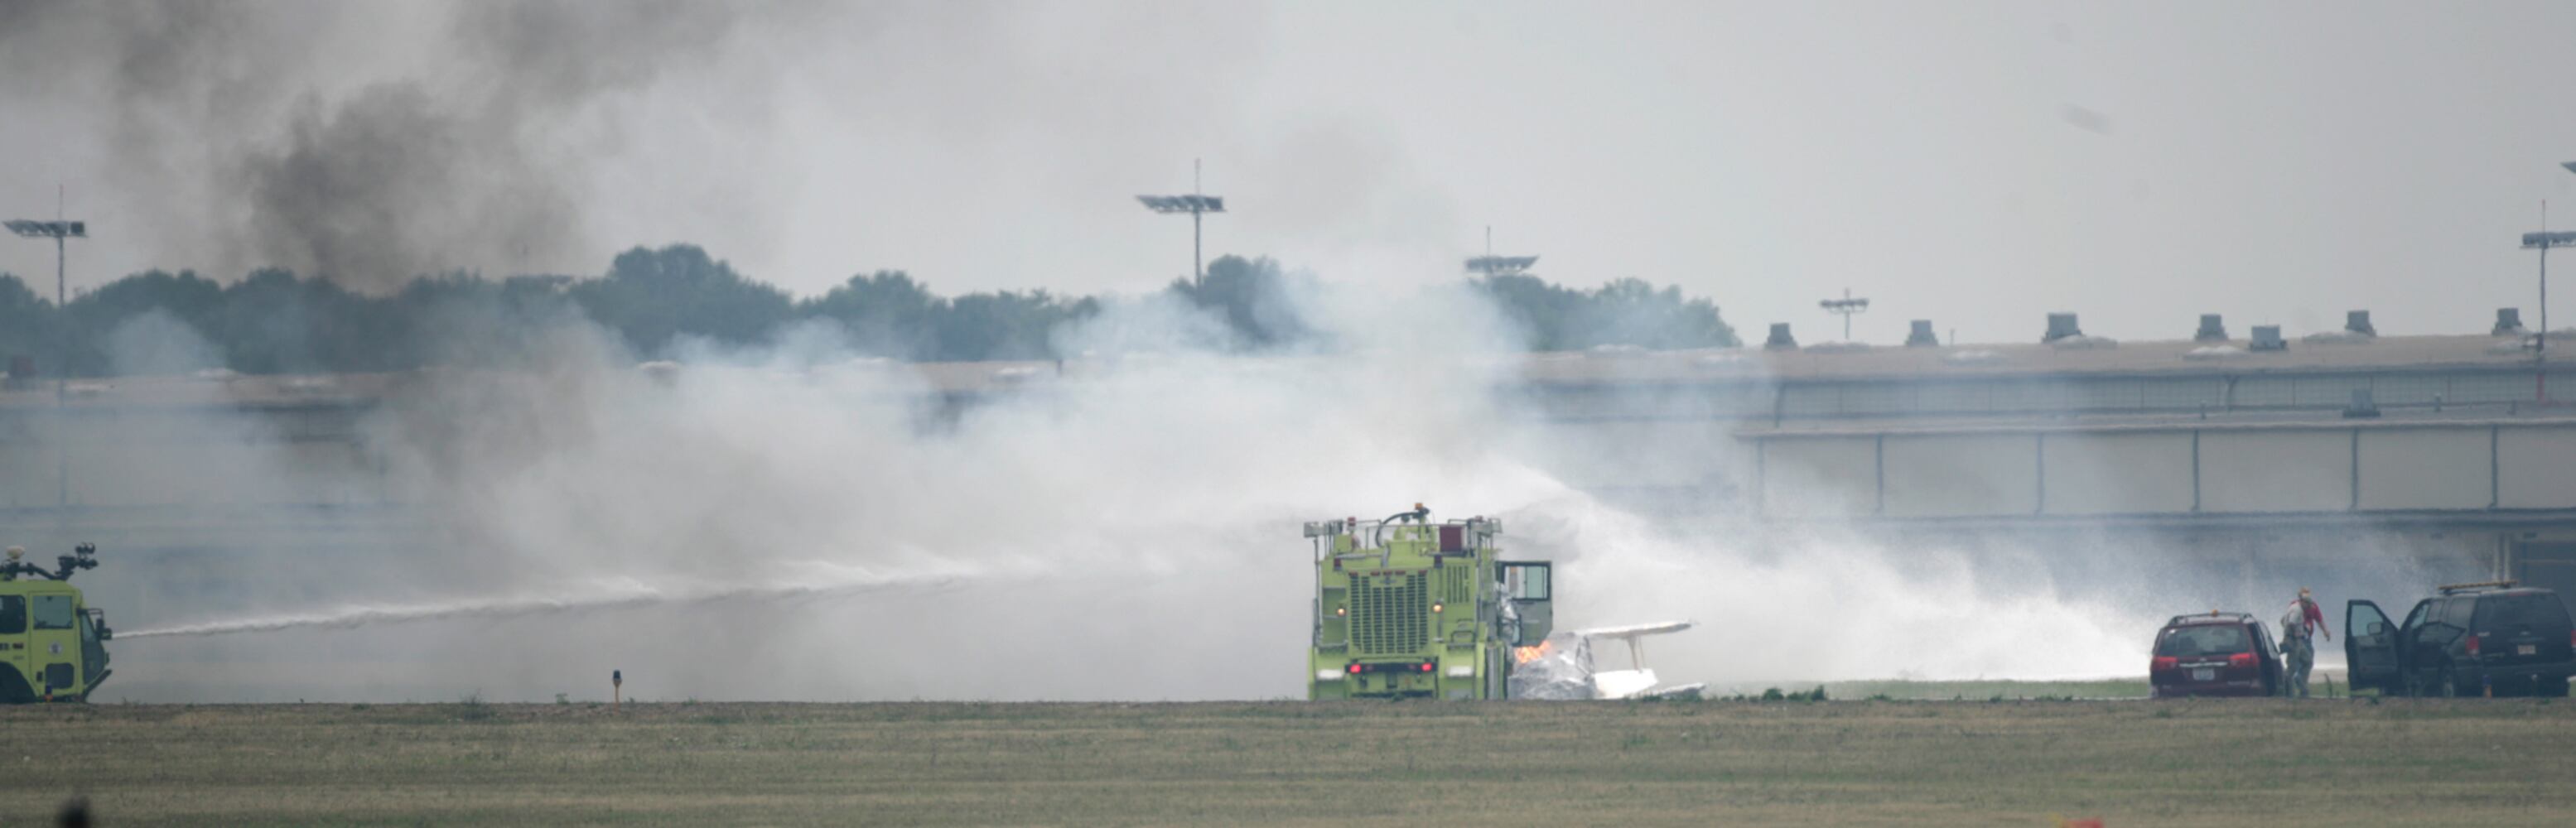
4, 698, 2572, 826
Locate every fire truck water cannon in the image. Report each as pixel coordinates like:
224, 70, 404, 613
1, 543, 96, 583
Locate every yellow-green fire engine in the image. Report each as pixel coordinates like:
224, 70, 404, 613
1, 543, 113, 703
1307, 506, 1551, 700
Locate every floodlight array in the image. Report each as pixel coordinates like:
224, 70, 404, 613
2525, 231, 2576, 249
4, 219, 84, 238
1464, 255, 1538, 273
1136, 195, 1224, 214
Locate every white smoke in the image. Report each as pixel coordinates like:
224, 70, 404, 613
87, 271, 2227, 702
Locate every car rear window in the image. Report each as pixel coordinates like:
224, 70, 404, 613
2156, 624, 2250, 657
2472, 595, 2573, 633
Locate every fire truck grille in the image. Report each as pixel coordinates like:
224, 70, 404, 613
1351, 572, 1429, 654
1440, 565, 1474, 604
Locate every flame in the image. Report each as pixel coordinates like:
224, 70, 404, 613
1512, 640, 1554, 664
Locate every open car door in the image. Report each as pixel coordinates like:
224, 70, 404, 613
1500, 561, 1552, 645
2345, 599, 2400, 695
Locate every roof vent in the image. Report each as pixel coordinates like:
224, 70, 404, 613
1905, 320, 1939, 348
2043, 312, 2082, 343
2249, 325, 2288, 351
2496, 308, 2526, 336
2306, 310, 2377, 344
2195, 314, 2228, 342
1763, 322, 1797, 350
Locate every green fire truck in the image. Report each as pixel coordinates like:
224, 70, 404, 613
1307, 505, 1552, 700
1, 543, 113, 703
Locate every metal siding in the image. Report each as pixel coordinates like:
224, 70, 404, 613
1912, 380, 1989, 413
2232, 376, 2297, 407
1760, 436, 1879, 518
2499, 426, 2576, 509
2042, 432, 2196, 515
2293, 374, 2370, 407
2370, 373, 2445, 406
2138, 378, 2223, 411
2067, 378, 2138, 411
2448, 372, 2534, 404
2356, 428, 2492, 511
1778, 385, 1841, 417
2198, 430, 2352, 513
1836, 382, 1907, 416
1986, 381, 2062, 413
1881, 434, 2038, 518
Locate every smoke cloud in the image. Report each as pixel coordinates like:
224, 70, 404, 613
81, 269, 2391, 703
0, 0, 780, 291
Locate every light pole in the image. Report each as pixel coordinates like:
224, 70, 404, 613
1819, 288, 1870, 342
1136, 159, 1225, 289
5, 216, 84, 391
2525, 160, 2576, 402
1465, 226, 1538, 277
2527, 227, 2576, 402
7, 202, 84, 508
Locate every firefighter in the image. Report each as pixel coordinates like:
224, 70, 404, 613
2279, 587, 2331, 698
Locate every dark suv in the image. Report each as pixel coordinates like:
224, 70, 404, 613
2149, 612, 2282, 698
2347, 581, 2576, 697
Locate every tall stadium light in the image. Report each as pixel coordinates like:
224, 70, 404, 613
2528, 224, 2576, 402
1136, 159, 1225, 288
1464, 255, 1540, 275
1464, 227, 1538, 277
2525, 161, 2576, 402
3, 219, 83, 320
1819, 287, 1870, 342
7, 211, 84, 388
7, 188, 85, 506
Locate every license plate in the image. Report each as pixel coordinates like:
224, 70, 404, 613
2191, 668, 2215, 681
2520, 644, 2538, 656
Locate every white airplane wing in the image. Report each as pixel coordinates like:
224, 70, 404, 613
1575, 620, 1695, 640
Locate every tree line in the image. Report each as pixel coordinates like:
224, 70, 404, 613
0, 244, 1736, 377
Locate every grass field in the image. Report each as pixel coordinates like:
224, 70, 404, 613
6, 697, 2574, 826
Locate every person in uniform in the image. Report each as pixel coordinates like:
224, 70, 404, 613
2279, 587, 2331, 698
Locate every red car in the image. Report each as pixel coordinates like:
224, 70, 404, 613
2149, 612, 2284, 698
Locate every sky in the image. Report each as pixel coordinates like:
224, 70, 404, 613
3, 0, 2575, 345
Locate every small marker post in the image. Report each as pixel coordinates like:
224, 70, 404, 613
612, 669, 623, 710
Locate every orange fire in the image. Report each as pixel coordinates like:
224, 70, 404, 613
1512, 640, 1554, 664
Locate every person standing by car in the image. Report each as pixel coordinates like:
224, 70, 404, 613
2279, 587, 2332, 697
